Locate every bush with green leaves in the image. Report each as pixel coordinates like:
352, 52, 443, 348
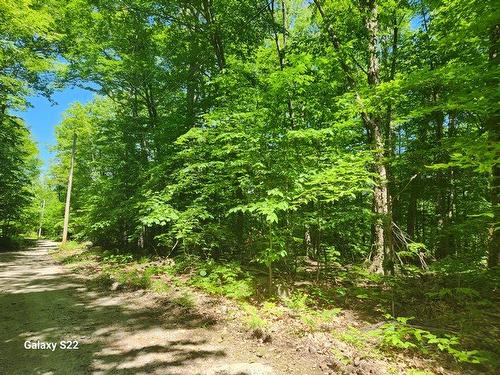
241, 303, 268, 331
373, 316, 489, 364
190, 260, 255, 300
284, 291, 310, 311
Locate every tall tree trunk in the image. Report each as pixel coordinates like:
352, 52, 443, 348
313, 0, 393, 273
364, 0, 394, 274
38, 199, 46, 238
435, 106, 450, 259
369, 122, 394, 274
201, 0, 225, 70
62, 133, 77, 243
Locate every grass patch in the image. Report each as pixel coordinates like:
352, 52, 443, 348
59, 240, 82, 252
150, 279, 170, 293
101, 252, 134, 264
173, 292, 195, 309
261, 301, 285, 318
241, 303, 268, 331
405, 370, 435, 375
331, 347, 352, 366
298, 307, 342, 332
113, 269, 152, 289
59, 250, 97, 265
334, 326, 367, 349
86, 273, 114, 290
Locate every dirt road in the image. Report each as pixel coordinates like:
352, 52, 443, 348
0, 241, 322, 375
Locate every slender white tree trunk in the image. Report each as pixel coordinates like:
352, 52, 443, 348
37, 199, 45, 238
62, 133, 77, 244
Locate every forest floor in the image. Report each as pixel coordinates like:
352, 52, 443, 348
1, 241, 497, 374
0, 240, 319, 374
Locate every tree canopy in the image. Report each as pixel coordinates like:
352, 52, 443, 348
2, 0, 499, 270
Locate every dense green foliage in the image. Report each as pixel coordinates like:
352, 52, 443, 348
0, 0, 60, 240
0, 119, 39, 239
43, 0, 498, 275
2, 1, 498, 371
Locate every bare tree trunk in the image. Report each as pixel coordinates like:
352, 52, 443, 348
62, 133, 77, 244
38, 199, 45, 238
313, 0, 393, 274
364, 0, 394, 274
369, 123, 393, 274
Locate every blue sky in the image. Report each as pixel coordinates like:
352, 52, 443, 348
16, 87, 94, 173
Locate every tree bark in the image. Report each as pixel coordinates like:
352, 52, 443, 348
313, 0, 393, 274
364, 0, 394, 274
38, 199, 46, 239
201, 0, 226, 70
62, 133, 77, 243
369, 121, 394, 274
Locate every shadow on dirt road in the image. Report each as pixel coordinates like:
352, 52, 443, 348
0, 241, 228, 375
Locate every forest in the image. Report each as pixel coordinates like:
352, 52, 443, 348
0, 0, 498, 374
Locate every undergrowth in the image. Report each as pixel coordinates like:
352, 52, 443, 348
171, 256, 256, 300
59, 240, 82, 252
55, 243, 498, 373
373, 315, 496, 365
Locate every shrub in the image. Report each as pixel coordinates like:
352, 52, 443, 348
242, 304, 268, 330
190, 261, 255, 300
284, 291, 309, 311
373, 316, 489, 364
102, 253, 134, 264
262, 301, 285, 317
